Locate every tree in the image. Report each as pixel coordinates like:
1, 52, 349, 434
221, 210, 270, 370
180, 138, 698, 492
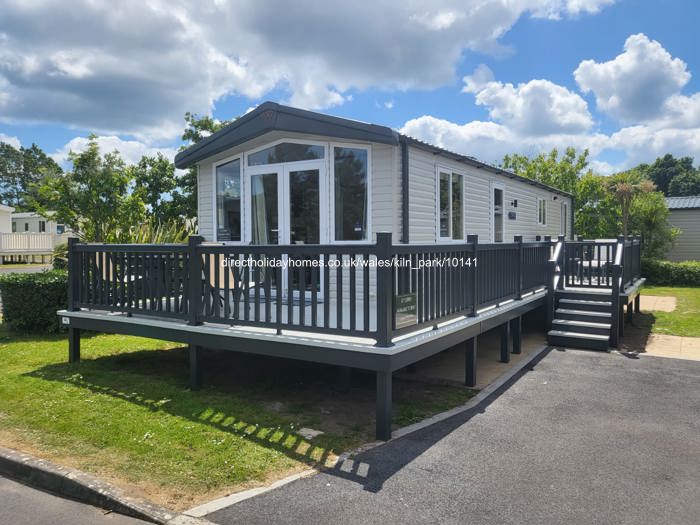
502, 147, 589, 195
34, 136, 145, 242
129, 153, 178, 222
171, 112, 233, 221
668, 169, 700, 196
605, 169, 655, 238
574, 172, 619, 239
629, 191, 679, 259
0, 142, 62, 210
643, 154, 695, 195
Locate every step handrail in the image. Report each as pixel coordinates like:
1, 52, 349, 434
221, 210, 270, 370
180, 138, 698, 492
546, 235, 566, 328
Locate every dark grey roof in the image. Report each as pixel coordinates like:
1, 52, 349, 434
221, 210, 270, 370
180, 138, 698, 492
175, 101, 572, 198
666, 196, 700, 210
174, 101, 398, 168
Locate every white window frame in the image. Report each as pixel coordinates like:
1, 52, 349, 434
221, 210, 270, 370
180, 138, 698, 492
490, 180, 505, 243
330, 141, 372, 244
435, 166, 465, 242
537, 196, 547, 226
244, 137, 327, 168
212, 154, 245, 244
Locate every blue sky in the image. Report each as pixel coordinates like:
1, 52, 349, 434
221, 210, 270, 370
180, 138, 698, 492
1, 0, 699, 173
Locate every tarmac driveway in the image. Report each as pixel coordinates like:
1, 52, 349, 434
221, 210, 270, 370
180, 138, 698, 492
207, 349, 700, 525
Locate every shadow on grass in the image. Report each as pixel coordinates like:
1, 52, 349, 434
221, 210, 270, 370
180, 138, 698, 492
24, 344, 377, 468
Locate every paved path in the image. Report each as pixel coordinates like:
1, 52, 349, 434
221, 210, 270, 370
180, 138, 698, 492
0, 475, 150, 525
206, 350, 700, 525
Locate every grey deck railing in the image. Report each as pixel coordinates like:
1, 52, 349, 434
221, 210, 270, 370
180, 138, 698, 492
67, 234, 555, 347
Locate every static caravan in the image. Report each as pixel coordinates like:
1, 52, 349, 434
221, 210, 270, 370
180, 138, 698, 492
60, 102, 643, 440
175, 102, 573, 247
665, 196, 700, 261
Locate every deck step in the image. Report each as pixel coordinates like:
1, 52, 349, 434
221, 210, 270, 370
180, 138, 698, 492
551, 319, 611, 336
557, 298, 612, 312
547, 330, 610, 351
556, 289, 612, 301
555, 308, 612, 322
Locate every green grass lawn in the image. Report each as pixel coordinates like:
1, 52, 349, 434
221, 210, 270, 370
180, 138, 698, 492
0, 327, 474, 509
641, 286, 700, 337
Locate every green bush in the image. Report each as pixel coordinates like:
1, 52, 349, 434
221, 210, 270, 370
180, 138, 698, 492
0, 270, 68, 333
641, 258, 700, 286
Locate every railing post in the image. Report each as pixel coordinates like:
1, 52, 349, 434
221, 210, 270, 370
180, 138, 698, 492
375, 232, 394, 347
67, 237, 80, 311
610, 264, 621, 348
514, 235, 523, 299
187, 235, 204, 326
467, 234, 478, 317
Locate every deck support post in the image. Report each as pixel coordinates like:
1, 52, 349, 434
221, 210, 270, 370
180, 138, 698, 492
375, 370, 393, 441
618, 304, 625, 337
465, 336, 477, 387
189, 345, 203, 391
626, 301, 633, 324
634, 294, 640, 313
68, 327, 80, 363
510, 316, 522, 355
500, 322, 511, 363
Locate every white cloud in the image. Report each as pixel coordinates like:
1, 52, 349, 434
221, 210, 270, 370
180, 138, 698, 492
51, 136, 179, 168
400, 114, 607, 166
0, 133, 21, 148
529, 0, 616, 19
463, 65, 593, 135
609, 126, 700, 166
575, 33, 690, 122
0, 0, 615, 141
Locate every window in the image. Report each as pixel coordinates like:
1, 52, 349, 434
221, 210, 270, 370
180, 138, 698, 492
537, 197, 547, 225
333, 146, 368, 241
24, 222, 28, 231
57, 224, 65, 235
493, 187, 504, 243
11, 222, 16, 233
248, 142, 324, 166
215, 159, 242, 241
39, 220, 46, 233
438, 170, 464, 240
561, 202, 567, 236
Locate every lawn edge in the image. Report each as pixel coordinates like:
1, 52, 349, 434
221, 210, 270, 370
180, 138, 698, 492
0, 445, 213, 525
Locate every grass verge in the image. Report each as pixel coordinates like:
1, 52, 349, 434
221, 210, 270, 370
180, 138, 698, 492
0, 327, 475, 510
641, 286, 700, 337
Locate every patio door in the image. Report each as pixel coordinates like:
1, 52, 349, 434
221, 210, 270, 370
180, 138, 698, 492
246, 161, 326, 298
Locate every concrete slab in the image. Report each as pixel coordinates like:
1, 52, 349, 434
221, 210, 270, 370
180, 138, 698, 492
639, 295, 676, 312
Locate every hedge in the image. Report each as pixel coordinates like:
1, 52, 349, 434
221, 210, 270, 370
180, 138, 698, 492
0, 270, 68, 333
641, 258, 700, 287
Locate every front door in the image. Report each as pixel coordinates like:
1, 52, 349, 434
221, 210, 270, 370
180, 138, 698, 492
246, 161, 325, 297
